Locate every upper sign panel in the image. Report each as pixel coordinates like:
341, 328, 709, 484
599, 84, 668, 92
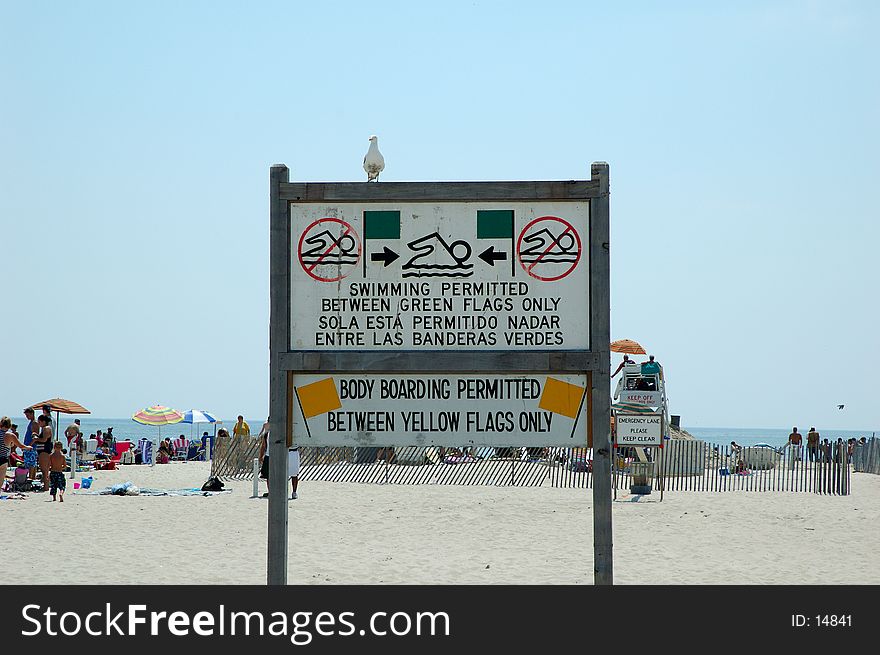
290, 201, 590, 350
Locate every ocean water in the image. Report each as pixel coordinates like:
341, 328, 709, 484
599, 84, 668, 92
685, 426, 877, 448
27, 417, 235, 444
14, 415, 877, 449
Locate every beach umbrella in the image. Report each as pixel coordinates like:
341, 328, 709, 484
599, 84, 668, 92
132, 405, 184, 467
610, 339, 646, 355
29, 398, 91, 442
181, 409, 218, 441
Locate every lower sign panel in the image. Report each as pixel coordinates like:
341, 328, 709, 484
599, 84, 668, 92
291, 373, 589, 447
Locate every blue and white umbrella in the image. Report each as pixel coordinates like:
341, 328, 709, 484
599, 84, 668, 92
181, 409, 219, 443
182, 409, 217, 424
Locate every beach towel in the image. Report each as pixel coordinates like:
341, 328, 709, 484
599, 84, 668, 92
138, 439, 153, 465
79, 486, 230, 497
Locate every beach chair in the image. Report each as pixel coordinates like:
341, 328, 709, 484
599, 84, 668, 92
172, 437, 188, 461
13, 467, 31, 492
186, 441, 205, 461
138, 439, 153, 465
81, 439, 99, 462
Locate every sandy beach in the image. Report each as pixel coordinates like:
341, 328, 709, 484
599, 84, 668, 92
4, 461, 879, 585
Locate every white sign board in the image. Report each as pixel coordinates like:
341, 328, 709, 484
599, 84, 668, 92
289, 201, 589, 350
615, 415, 662, 446
291, 373, 589, 447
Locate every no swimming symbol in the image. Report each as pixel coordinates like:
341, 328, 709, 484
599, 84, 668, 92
298, 218, 362, 282
516, 216, 581, 282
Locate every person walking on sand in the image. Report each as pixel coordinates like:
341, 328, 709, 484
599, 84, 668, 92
806, 427, 820, 462
233, 415, 250, 439
1, 417, 34, 488
49, 442, 67, 502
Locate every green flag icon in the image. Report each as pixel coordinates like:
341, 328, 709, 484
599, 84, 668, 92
477, 210, 514, 239
364, 211, 401, 240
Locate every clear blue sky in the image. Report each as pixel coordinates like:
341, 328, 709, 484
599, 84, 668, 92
2, 1, 877, 431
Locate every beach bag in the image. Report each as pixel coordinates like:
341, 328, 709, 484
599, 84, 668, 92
201, 476, 225, 492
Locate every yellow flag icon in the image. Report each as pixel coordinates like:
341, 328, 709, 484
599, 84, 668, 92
296, 378, 342, 419
538, 377, 586, 419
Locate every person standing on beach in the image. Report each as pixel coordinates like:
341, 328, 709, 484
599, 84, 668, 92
257, 418, 299, 500
49, 442, 67, 502
258, 419, 270, 497
40, 405, 54, 438
64, 419, 81, 448
806, 427, 820, 462
33, 415, 54, 490
1, 417, 33, 488
22, 408, 39, 480
787, 426, 803, 461
233, 415, 250, 439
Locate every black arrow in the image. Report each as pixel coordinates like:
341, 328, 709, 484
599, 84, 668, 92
478, 246, 507, 266
370, 246, 400, 267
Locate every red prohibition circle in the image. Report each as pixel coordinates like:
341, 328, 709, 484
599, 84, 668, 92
516, 215, 582, 282
297, 218, 362, 282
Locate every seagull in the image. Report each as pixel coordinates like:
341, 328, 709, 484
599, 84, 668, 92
837, 404, 845, 410
363, 135, 385, 182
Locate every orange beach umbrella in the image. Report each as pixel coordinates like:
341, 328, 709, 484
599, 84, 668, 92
610, 339, 647, 355
28, 398, 91, 442
29, 398, 90, 415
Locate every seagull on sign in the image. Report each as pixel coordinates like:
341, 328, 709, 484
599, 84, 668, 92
363, 135, 385, 182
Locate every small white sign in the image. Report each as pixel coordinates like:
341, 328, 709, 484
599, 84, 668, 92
619, 390, 662, 406
615, 415, 662, 446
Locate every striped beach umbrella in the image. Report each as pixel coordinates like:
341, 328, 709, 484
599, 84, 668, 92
132, 406, 184, 467
610, 339, 647, 355
132, 405, 184, 426
181, 409, 217, 424
29, 398, 91, 443
181, 409, 219, 443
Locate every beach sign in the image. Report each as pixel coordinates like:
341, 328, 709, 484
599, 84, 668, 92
292, 373, 588, 447
615, 415, 663, 446
271, 168, 612, 584
289, 201, 590, 351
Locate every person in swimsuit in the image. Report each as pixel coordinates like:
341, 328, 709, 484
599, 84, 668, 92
34, 415, 54, 492
0, 417, 33, 489
49, 441, 67, 502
